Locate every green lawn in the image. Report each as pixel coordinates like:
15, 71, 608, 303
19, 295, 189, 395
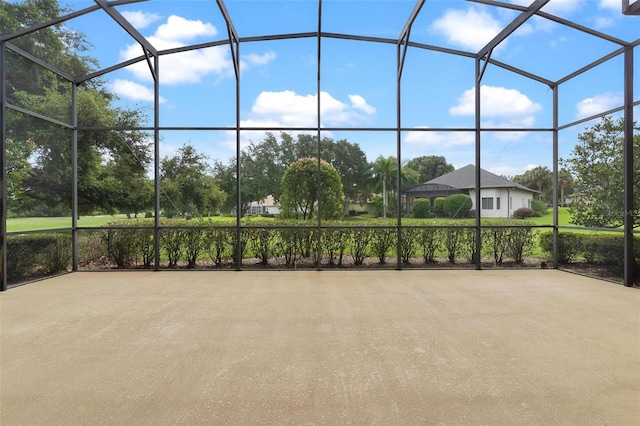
524, 207, 573, 227
7, 208, 576, 233
7, 215, 129, 233
6, 214, 274, 232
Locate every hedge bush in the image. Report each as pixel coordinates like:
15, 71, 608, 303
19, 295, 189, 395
443, 194, 472, 218
411, 198, 431, 219
538, 232, 583, 264
513, 207, 534, 219
531, 199, 547, 217
538, 231, 640, 276
433, 197, 446, 217
371, 227, 395, 264
7, 233, 72, 283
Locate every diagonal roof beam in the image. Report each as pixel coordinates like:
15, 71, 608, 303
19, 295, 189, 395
216, 0, 241, 79
623, 0, 640, 15
398, 0, 426, 44
94, 0, 157, 57
1, 0, 147, 42
469, 0, 628, 45
476, 0, 549, 59
397, 0, 426, 80
5, 43, 75, 82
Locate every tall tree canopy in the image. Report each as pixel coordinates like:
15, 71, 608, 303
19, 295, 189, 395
404, 155, 454, 183
513, 166, 552, 201
214, 132, 370, 215
561, 116, 640, 228
280, 157, 344, 221
370, 156, 420, 218
161, 145, 226, 217
3, 0, 152, 216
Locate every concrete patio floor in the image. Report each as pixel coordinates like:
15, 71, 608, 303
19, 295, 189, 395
1, 270, 639, 425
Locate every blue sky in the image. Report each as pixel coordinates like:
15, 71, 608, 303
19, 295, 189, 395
37, 0, 640, 177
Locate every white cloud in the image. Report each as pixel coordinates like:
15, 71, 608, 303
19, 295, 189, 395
594, 16, 616, 28
450, 85, 542, 121
549, 35, 569, 49
507, 0, 581, 15
404, 127, 474, 148
155, 15, 217, 42
449, 85, 542, 141
243, 52, 276, 66
250, 90, 375, 127
111, 79, 166, 103
599, 0, 621, 10
121, 11, 161, 29
119, 15, 231, 85
431, 7, 504, 51
348, 94, 376, 114
220, 90, 376, 151
576, 92, 623, 119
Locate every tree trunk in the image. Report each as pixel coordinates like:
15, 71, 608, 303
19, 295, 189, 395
383, 178, 388, 219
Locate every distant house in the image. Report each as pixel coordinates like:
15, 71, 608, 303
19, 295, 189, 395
402, 164, 538, 218
246, 195, 280, 216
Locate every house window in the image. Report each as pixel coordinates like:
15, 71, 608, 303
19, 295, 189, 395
481, 197, 493, 210
496, 197, 501, 210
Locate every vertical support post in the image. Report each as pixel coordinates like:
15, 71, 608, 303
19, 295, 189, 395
234, 42, 242, 271
71, 82, 78, 271
623, 46, 634, 287
153, 55, 161, 271
396, 40, 403, 269
552, 84, 559, 269
316, 0, 323, 271
474, 58, 482, 270
0, 43, 7, 291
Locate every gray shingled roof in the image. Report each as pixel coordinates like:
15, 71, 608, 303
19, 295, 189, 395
419, 164, 537, 193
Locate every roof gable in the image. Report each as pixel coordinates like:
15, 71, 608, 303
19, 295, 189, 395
424, 164, 537, 193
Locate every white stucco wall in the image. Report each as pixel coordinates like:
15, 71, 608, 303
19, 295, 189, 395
469, 188, 534, 218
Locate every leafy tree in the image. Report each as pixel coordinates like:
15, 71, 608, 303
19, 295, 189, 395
213, 150, 264, 216
3, 0, 151, 216
16, 90, 152, 216
557, 168, 575, 207
161, 145, 226, 217
216, 132, 371, 216
530, 199, 547, 217
1, 0, 97, 100
404, 155, 454, 183
513, 166, 552, 201
561, 116, 640, 228
5, 136, 35, 212
280, 157, 344, 220
371, 156, 421, 218
443, 194, 472, 218
323, 139, 371, 203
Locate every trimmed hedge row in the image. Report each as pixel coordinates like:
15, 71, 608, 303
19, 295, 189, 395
539, 231, 640, 274
78, 219, 538, 269
7, 233, 72, 283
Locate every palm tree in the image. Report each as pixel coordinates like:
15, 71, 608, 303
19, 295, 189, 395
558, 168, 574, 207
372, 156, 396, 219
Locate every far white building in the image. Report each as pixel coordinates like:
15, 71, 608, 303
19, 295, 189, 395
402, 164, 538, 218
246, 195, 281, 216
